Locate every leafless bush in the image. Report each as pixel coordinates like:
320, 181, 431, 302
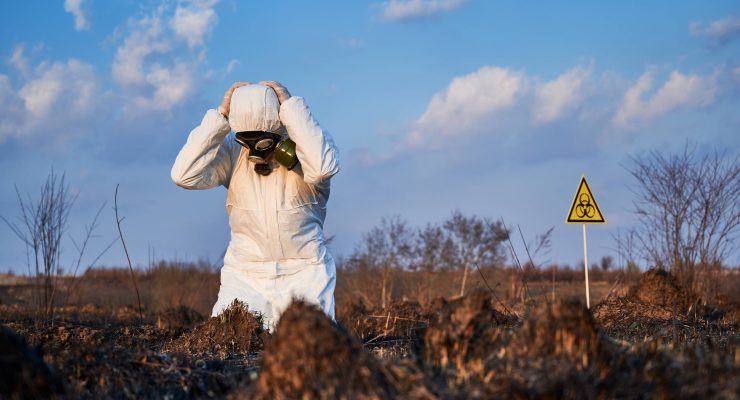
2, 170, 75, 318
345, 216, 414, 309
624, 145, 739, 298
444, 211, 509, 297
344, 211, 510, 308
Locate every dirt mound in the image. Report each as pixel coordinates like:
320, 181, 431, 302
155, 305, 205, 330
339, 300, 430, 341
419, 298, 625, 398
9, 317, 251, 399
511, 300, 739, 399
480, 300, 621, 398
422, 290, 516, 376
510, 298, 602, 359
0, 324, 65, 399
165, 300, 264, 357
255, 300, 402, 399
628, 268, 693, 310
592, 269, 738, 344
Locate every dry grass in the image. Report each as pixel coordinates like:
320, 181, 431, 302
0, 266, 737, 398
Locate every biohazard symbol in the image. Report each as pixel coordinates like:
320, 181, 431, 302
566, 176, 606, 224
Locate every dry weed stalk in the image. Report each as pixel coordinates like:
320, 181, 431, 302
114, 184, 143, 321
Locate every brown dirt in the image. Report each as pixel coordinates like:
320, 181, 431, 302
509, 299, 603, 360
164, 300, 265, 358
488, 299, 618, 398
2, 307, 255, 399
628, 268, 693, 310
0, 269, 738, 399
422, 290, 517, 381
0, 324, 66, 399
338, 300, 431, 342
594, 269, 738, 347
156, 305, 206, 330
254, 300, 430, 400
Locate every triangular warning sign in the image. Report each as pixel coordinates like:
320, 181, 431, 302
566, 176, 606, 224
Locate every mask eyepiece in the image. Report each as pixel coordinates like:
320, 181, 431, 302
254, 138, 275, 151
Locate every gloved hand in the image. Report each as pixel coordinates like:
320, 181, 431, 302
260, 80, 291, 104
218, 81, 250, 118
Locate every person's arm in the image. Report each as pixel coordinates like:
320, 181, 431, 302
171, 82, 248, 189
170, 109, 235, 189
279, 96, 340, 184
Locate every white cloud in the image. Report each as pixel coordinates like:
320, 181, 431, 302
7, 45, 30, 77
401, 62, 732, 154
0, 58, 99, 142
689, 15, 740, 46
613, 69, 718, 128
20, 59, 97, 119
170, 0, 219, 48
112, 9, 170, 86
381, 0, 465, 21
111, 1, 219, 112
64, 0, 90, 31
0, 74, 23, 137
532, 64, 591, 124
409, 66, 526, 145
225, 59, 239, 74
134, 62, 195, 111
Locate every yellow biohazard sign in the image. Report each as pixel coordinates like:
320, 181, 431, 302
566, 176, 606, 224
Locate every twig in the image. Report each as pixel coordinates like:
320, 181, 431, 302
604, 276, 622, 301
475, 264, 516, 317
500, 217, 533, 302
64, 202, 109, 306
115, 184, 144, 321
65, 236, 119, 304
517, 225, 548, 303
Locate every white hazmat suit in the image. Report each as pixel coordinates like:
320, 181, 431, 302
171, 85, 339, 329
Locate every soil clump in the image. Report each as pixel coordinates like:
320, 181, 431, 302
156, 305, 206, 330
164, 300, 264, 357
423, 290, 516, 369
339, 300, 430, 342
255, 300, 434, 399
0, 324, 66, 399
628, 268, 693, 310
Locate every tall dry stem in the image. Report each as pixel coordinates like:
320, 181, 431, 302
114, 184, 144, 321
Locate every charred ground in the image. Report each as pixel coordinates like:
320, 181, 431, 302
0, 268, 738, 399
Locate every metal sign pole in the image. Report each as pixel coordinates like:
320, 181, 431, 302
582, 224, 590, 309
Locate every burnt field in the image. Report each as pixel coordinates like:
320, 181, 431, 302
1, 268, 739, 399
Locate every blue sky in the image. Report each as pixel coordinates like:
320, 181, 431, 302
1, 0, 739, 274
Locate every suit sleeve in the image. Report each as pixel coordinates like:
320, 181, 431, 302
279, 96, 340, 184
171, 109, 236, 189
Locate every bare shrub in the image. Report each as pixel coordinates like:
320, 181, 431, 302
2, 170, 75, 318
444, 211, 509, 297
352, 216, 415, 309
344, 211, 509, 307
624, 145, 740, 298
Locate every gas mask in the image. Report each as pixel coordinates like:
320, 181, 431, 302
235, 131, 299, 176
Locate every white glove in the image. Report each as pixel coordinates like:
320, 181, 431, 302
218, 81, 250, 118
260, 80, 291, 104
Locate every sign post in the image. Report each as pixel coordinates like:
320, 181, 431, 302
566, 176, 606, 309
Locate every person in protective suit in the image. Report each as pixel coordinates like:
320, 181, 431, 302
171, 81, 339, 330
